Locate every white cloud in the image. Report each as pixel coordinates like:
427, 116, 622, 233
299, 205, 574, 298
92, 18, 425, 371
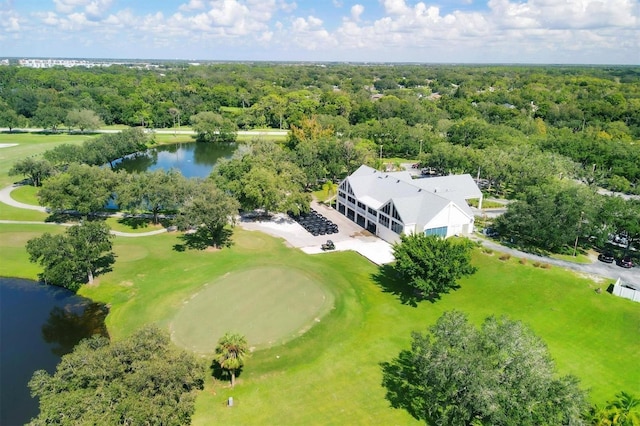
6, 0, 637, 63
178, 0, 206, 12
351, 4, 364, 22
53, 0, 86, 14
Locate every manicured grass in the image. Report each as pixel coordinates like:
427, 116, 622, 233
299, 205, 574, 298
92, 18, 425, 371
1, 222, 637, 424
0, 202, 48, 221
0, 136, 637, 421
550, 252, 593, 264
171, 266, 334, 352
103, 216, 165, 233
0, 133, 93, 187
9, 185, 39, 205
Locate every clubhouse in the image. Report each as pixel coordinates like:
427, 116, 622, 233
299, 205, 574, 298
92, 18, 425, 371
336, 165, 482, 244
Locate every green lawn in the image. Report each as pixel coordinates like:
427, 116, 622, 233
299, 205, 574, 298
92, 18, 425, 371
0, 133, 93, 187
1, 134, 638, 423
9, 185, 39, 205
171, 266, 334, 352
1, 221, 637, 424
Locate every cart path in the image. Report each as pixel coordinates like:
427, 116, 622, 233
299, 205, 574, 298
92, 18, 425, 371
0, 185, 167, 237
0, 184, 47, 211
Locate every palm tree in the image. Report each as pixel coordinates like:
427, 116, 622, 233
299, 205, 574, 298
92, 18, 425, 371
604, 391, 640, 426
214, 332, 249, 388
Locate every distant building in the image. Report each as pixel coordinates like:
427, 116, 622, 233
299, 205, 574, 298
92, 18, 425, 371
336, 165, 482, 244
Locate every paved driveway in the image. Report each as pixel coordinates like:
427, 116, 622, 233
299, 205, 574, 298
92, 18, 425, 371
238, 201, 394, 265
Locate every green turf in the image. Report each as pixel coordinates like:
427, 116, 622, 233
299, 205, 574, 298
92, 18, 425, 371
0, 136, 638, 422
171, 266, 334, 353
1, 222, 636, 421
0, 133, 93, 187
0, 202, 48, 221
9, 185, 39, 205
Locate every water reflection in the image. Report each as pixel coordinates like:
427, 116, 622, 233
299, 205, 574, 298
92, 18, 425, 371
114, 142, 236, 178
42, 304, 109, 357
0, 278, 108, 425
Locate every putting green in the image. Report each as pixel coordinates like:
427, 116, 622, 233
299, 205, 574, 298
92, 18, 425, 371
170, 267, 334, 353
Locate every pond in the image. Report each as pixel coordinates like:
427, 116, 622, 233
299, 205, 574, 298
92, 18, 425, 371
0, 278, 108, 425
113, 141, 237, 178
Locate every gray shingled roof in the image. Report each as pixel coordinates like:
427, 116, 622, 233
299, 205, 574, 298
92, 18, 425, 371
344, 165, 479, 224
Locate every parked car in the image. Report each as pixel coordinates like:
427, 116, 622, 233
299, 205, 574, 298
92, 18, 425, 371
618, 255, 634, 268
597, 251, 615, 263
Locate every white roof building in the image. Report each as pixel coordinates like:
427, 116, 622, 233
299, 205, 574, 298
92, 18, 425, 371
336, 165, 482, 244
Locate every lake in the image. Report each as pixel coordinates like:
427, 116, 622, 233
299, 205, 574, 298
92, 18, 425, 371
0, 278, 108, 425
113, 141, 237, 177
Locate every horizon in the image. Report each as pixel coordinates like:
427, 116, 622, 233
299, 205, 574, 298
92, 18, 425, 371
1, 1, 638, 65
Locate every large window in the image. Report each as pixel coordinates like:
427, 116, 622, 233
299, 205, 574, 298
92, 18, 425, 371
367, 207, 377, 217
379, 214, 390, 229
391, 221, 403, 234
425, 226, 447, 237
347, 196, 355, 204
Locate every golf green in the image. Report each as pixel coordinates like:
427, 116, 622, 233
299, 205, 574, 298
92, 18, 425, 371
170, 267, 334, 353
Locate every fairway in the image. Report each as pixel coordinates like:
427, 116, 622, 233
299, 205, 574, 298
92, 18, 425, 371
170, 267, 334, 353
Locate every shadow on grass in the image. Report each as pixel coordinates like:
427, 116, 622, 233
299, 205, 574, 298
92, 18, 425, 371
209, 360, 244, 385
118, 215, 152, 229
371, 264, 421, 307
372, 265, 454, 306
380, 351, 423, 422
45, 211, 82, 224
173, 228, 234, 251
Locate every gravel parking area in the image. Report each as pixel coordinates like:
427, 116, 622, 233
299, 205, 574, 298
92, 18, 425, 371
238, 201, 395, 265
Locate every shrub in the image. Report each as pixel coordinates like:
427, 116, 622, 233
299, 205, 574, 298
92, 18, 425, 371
519, 258, 527, 265
533, 262, 541, 268
499, 254, 511, 261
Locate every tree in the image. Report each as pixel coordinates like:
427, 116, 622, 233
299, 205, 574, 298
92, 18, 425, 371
190, 111, 238, 143
0, 103, 20, 131
65, 108, 104, 132
26, 221, 114, 290
392, 234, 477, 299
214, 332, 249, 388
37, 164, 117, 216
604, 391, 640, 426
9, 157, 54, 187
33, 105, 66, 132
28, 325, 205, 426
214, 140, 310, 215
175, 180, 240, 248
381, 311, 588, 425
116, 169, 187, 224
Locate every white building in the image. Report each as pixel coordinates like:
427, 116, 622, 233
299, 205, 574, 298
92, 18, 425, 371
336, 165, 483, 244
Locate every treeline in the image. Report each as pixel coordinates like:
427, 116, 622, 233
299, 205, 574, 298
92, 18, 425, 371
1, 63, 639, 192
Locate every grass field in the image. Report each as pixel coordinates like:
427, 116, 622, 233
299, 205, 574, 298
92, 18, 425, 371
1, 221, 638, 422
1, 133, 639, 423
0, 133, 93, 187
171, 266, 334, 352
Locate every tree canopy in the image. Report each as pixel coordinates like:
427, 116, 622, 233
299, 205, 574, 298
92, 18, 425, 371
175, 179, 240, 248
28, 325, 205, 426
214, 332, 250, 388
26, 221, 114, 291
381, 311, 588, 425
392, 234, 477, 299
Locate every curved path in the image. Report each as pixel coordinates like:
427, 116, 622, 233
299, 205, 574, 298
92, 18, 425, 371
473, 237, 640, 287
0, 184, 47, 211
0, 184, 167, 237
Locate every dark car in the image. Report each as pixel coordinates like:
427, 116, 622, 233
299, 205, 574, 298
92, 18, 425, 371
598, 252, 615, 263
618, 256, 634, 268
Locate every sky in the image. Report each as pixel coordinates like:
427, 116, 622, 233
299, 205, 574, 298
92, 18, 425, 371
1, 0, 639, 64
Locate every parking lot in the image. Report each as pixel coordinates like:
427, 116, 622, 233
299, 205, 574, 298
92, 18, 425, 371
238, 201, 395, 265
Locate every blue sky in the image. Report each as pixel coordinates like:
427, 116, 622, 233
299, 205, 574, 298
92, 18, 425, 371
1, 0, 638, 64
